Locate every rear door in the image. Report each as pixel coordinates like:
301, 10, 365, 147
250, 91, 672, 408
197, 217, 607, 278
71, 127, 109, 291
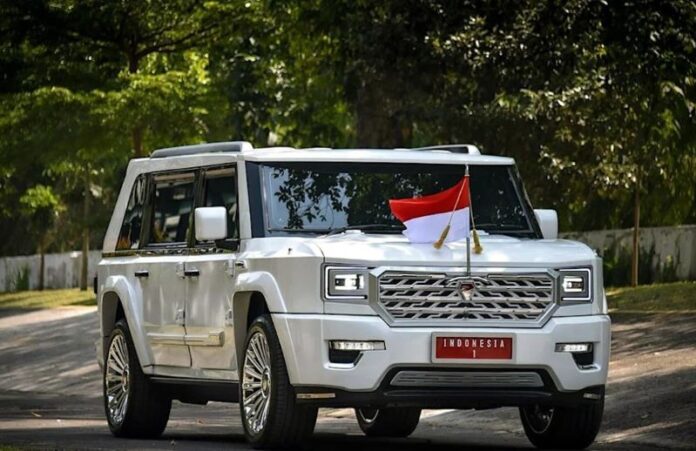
138, 171, 197, 368
184, 166, 240, 374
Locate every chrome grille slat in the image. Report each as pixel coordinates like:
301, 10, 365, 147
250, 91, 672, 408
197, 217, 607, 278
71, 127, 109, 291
390, 371, 544, 388
377, 271, 555, 325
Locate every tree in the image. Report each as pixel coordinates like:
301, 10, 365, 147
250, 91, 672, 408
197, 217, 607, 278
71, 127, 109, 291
19, 185, 65, 290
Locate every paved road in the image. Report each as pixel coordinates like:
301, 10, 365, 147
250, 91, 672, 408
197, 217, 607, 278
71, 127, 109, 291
1, 307, 695, 450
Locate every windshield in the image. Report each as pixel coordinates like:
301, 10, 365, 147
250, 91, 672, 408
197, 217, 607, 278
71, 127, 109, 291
250, 162, 540, 238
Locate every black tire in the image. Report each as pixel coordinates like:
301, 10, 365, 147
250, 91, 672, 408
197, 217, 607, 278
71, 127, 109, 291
103, 319, 172, 438
519, 397, 604, 449
240, 314, 318, 449
355, 407, 421, 437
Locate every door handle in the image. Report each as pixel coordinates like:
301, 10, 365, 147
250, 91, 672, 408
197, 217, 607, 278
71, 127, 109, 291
184, 268, 200, 277
134, 270, 149, 278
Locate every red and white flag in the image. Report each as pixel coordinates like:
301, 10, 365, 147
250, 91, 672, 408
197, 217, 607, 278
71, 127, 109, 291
389, 176, 470, 244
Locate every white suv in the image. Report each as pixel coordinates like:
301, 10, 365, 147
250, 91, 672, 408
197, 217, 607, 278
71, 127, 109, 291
96, 142, 610, 449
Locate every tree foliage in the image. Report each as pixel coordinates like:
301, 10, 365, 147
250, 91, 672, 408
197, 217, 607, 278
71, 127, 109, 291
0, 0, 694, 261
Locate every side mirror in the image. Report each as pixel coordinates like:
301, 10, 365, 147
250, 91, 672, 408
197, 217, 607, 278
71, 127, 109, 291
194, 207, 227, 242
534, 209, 558, 240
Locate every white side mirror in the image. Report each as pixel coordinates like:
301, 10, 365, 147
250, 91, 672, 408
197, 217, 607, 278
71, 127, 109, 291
195, 207, 227, 241
534, 209, 558, 240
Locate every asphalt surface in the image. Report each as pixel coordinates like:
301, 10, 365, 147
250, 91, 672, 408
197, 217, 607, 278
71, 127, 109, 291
1, 307, 695, 450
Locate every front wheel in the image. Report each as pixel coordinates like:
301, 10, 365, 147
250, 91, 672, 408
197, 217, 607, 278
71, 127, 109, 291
519, 397, 604, 449
355, 407, 421, 437
103, 319, 171, 438
240, 315, 317, 449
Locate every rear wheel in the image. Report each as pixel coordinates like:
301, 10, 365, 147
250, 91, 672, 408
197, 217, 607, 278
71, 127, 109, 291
355, 407, 421, 437
104, 319, 171, 438
240, 315, 317, 448
519, 397, 604, 449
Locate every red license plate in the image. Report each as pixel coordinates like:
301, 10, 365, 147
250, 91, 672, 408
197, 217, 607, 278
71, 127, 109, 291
435, 336, 513, 360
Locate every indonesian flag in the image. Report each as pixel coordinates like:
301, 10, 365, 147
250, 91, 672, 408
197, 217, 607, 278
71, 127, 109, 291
389, 176, 471, 244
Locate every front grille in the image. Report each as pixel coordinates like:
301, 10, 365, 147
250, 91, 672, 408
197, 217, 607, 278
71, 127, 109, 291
390, 370, 544, 388
377, 272, 554, 325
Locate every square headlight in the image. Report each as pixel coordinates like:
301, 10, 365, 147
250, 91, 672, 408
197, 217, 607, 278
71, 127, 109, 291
558, 268, 592, 303
324, 266, 369, 300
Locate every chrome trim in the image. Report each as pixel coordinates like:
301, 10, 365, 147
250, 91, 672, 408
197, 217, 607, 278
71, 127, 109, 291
390, 370, 544, 388
147, 332, 186, 345
296, 392, 336, 400
370, 266, 557, 328
148, 331, 225, 347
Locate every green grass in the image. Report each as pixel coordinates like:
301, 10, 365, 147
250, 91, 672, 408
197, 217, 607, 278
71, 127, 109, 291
0, 288, 96, 311
607, 281, 696, 312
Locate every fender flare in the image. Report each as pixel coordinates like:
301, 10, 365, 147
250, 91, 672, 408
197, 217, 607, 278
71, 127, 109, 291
101, 275, 152, 368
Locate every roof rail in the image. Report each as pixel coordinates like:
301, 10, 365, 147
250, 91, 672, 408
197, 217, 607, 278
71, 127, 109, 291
150, 141, 253, 158
414, 144, 481, 155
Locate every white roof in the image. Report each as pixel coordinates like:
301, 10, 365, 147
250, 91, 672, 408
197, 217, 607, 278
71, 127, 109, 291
243, 147, 514, 165
130, 143, 516, 172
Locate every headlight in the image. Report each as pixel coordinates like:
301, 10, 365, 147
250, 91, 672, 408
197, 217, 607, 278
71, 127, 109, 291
324, 266, 369, 300
558, 268, 592, 303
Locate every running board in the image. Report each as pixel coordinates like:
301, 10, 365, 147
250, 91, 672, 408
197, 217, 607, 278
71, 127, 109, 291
150, 376, 239, 404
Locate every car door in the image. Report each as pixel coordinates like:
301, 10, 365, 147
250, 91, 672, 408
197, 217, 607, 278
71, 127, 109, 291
138, 171, 197, 368
184, 165, 239, 374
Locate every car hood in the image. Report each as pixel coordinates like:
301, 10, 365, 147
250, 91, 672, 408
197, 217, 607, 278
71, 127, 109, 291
310, 233, 596, 268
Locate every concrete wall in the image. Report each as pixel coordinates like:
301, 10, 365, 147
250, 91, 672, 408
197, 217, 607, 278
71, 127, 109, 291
1, 251, 101, 292
561, 225, 696, 284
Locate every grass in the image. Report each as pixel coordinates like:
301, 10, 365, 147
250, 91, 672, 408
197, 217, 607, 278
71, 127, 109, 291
0, 288, 96, 311
607, 281, 696, 312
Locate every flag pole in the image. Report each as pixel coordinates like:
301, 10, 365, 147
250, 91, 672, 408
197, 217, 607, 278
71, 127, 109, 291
465, 166, 471, 275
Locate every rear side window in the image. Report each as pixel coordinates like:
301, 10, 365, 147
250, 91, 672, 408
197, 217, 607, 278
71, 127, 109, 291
116, 175, 146, 250
201, 167, 238, 242
147, 172, 195, 245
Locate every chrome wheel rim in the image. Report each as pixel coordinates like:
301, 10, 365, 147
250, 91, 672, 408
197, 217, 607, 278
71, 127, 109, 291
358, 408, 380, 424
242, 331, 272, 435
105, 334, 130, 425
525, 405, 554, 434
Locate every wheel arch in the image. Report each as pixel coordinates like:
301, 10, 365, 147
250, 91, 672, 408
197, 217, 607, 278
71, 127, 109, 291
100, 275, 152, 368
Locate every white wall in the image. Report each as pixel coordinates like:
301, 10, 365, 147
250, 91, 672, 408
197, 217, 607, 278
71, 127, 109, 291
0, 251, 101, 292
561, 225, 696, 281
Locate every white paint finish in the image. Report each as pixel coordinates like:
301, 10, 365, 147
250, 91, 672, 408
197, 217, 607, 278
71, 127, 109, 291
272, 313, 610, 392
96, 146, 614, 393
135, 254, 191, 368
194, 207, 228, 241
298, 233, 597, 267
184, 253, 237, 372
244, 147, 514, 165
535, 209, 559, 240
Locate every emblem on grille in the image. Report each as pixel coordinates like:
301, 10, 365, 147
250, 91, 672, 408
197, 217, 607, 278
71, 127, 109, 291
456, 279, 477, 301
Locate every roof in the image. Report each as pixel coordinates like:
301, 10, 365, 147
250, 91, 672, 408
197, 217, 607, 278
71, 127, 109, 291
145, 141, 515, 166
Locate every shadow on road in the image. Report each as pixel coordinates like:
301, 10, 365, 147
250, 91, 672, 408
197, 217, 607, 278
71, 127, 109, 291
1, 309, 695, 450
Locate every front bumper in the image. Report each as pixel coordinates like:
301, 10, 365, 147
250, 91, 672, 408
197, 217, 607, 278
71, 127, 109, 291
272, 313, 610, 397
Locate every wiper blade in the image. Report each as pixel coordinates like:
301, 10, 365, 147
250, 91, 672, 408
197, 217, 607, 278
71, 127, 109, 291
325, 224, 405, 236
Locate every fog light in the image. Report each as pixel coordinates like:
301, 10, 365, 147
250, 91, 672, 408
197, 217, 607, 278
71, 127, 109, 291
329, 340, 386, 351
555, 343, 592, 353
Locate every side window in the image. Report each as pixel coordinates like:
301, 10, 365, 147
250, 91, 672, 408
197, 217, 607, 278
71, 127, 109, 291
147, 172, 196, 245
201, 167, 238, 242
116, 175, 146, 250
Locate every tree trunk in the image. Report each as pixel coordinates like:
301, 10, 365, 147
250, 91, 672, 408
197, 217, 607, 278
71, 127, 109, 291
38, 243, 45, 291
127, 53, 146, 157
132, 126, 145, 157
355, 80, 408, 148
80, 170, 90, 291
631, 168, 641, 287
